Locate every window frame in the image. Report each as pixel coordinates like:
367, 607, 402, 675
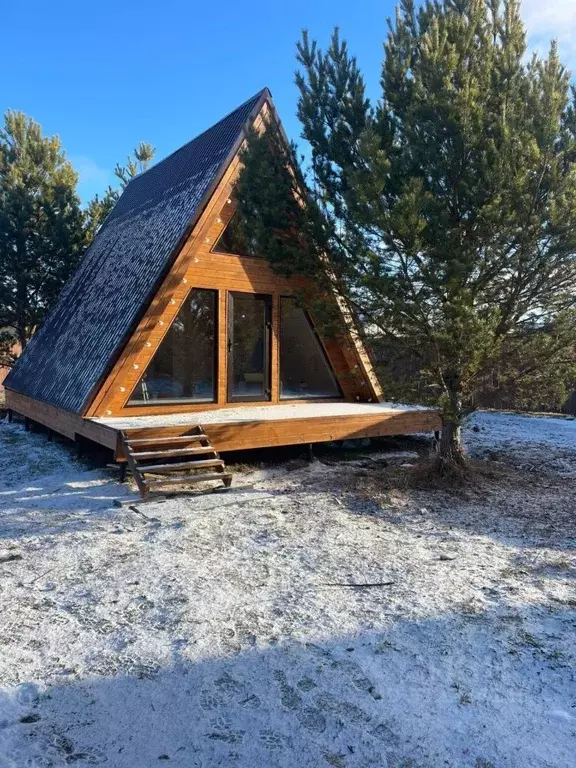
211, 214, 261, 258
226, 291, 273, 403
126, 287, 219, 407
278, 295, 343, 401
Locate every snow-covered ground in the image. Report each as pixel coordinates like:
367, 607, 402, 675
0, 412, 575, 767
466, 411, 576, 476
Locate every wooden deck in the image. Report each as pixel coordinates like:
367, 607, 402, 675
7, 390, 440, 461
91, 402, 441, 458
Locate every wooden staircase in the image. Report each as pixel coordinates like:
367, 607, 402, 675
119, 427, 232, 498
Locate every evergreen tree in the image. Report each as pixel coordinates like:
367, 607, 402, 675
235, 0, 576, 471
84, 188, 117, 242
0, 111, 156, 366
114, 140, 155, 188
86, 141, 155, 236
0, 111, 87, 357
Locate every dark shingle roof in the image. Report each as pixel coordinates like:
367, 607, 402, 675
6, 89, 267, 413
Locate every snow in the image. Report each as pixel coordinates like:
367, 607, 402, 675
464, 411, 576, 476
0, 413, 575, 767
92, 400, 431, 429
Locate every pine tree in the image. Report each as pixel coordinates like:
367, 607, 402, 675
114, 141, 155, 188
87, 141, 156, 236
235, 0, 576, 471
0, 110, 157, 366
0, 111, 87, 357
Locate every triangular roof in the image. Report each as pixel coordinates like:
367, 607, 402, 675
6, 89, 269, 413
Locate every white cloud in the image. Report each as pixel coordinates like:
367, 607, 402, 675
521, 0, 576, 67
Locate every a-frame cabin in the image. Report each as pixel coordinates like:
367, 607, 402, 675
5, 89, 440, 493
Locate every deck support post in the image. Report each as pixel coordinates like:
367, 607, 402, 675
7, 409, 12, 423
307, 443, 315, 462
433, 430, 441, 452
119, 462, 127, 483
24, 417, 30, 432
47, 429, 53, 442
76, 437, 84, 459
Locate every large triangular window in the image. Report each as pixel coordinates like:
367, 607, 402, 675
212, 214, 258, 257
280, 298, 342, 400
129, 288, 217, 405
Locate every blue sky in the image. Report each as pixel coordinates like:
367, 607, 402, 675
2, 0, 574, 202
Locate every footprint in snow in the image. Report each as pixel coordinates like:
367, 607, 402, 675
314, 692, 371, 725
259, 729, 287, 750
213, 672, 245, 699
295, 706, 327, 733
199, 688, 224, 710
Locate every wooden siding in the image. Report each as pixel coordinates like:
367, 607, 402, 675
88, 104, 381, 419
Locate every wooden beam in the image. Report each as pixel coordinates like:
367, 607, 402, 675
120, 409, 441, 454
5, 390, 118, 450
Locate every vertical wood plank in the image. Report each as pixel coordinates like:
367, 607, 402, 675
218, 289, 228, 404
271, 293, 279, 403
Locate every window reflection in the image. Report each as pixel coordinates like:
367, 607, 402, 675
129, 288, 217, 404
280, 298, 341, 399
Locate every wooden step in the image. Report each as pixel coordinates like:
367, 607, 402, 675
118, 429, 231, 497
147, 472, 233, 488
126, 434, 207, 445
130, 446, 217, 459
141, 459, 225, 473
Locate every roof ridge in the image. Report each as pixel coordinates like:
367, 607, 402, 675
125, 87, 269, 187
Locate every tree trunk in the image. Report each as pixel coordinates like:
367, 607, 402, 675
435, 371, 467, 473
438, 418, 466, 467
15, 274, 28, 351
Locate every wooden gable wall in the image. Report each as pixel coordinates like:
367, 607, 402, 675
87, 102, 382, 418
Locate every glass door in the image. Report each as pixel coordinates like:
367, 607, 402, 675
227, 292, 272, 402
